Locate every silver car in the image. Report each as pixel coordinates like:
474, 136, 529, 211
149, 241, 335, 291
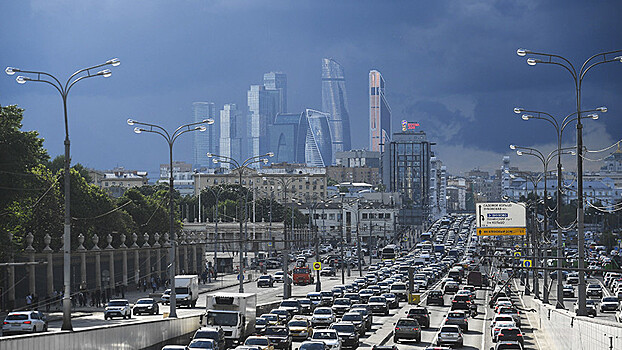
437, 325, 463, 348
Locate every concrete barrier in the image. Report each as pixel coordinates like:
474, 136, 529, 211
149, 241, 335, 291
0, 314, 201, 350
524, 296, 622, 350
256, 301, 282, 316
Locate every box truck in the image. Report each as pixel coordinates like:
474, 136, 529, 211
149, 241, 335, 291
204, 293, 257, 346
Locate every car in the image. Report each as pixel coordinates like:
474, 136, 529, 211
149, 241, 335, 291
436, 325, 463, 348
600, 296, 620, 312
381, 293, 399, 308
133, 298, 159, 316
104, 299, 131, 320
496, 327, 524, 346
341, 312, 365, 335
492, 321, 516, 341
332, 298, 352, 316
367, 296, 389, 316
280, 299, 302, 315
329, 322, 360, 349
444, 311, 468, 332
161, 289, 171, 304
389, 283, 408, 301
193, 327, 226, 350
288, 318, 313, 340
451, 294, 471, 311
358, 289, 374, 303
567, 276, 579, 285
299, 298, 315, 315
299, 341, 327, 350
271, 308, 292, 323
188, 339, 216, 350
274, 271, 285, 283
245, 337, 274, 350
263, 314, 281, 325
443, 281, 459, 294
311, 329, 342, 350
265, 325, 292, 350
308, 292, 323, 307
427, 290, 445, 306
574, 299, 597, 317
563, 285, 575, 298
393, 317, 421, 343
320, 291, 335, 306
349, 307, 372, 331
312, 307, 336, 327
406, 307, 431, 328
256, 318, 269, 335
1, 311, 48, 335
496, 307, 521, 327
586, 284, 603, 298
258, 275, 275, 288
321, 267, 337, 277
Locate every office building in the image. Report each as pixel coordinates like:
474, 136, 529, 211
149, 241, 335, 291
369, 70, 392, 152
263, 72, 287, 114
322, 58, 352, 163
248, 84, 280, 163
388, 130, 432, 226
270, 113, 303, 164
219, 104, 243, 169
192, 102, 218, 168
299, 108, 333, 167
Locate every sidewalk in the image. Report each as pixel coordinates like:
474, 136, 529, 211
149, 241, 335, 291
513, 279, 555, 350
1, 271, 255, 323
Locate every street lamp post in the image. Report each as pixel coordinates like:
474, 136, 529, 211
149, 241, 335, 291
517, 48, 622, 315
513, 107, 604, 308
208, 153, 273, 293
6, 58, 120, 330
510, 144, 576, 303
128, 117, 214, 318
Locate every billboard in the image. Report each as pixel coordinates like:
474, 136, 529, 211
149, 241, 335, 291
476, 202, 526, 236
401, 120, 420, 131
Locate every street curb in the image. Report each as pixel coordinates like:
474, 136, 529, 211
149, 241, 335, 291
379, 330, 394, 345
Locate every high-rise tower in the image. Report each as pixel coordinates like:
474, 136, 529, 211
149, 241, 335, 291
247, 85, 279, 162
219, 104, 242, 169
322, 58, 351, 163
369, 70, 392, 152
298, 109, 333, 167
263, 72, 287, 114
193, 102, 218, 168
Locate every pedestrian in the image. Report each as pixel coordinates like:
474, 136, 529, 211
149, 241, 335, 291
151, 280, 157, 293
26, 294, 32, 310
44, 294, 50, 312
143, 279, 147, 293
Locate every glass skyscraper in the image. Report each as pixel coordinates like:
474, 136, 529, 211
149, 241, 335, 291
270, 113, 303, 164
193, 102, 218, 168
369, 70, 391, 152
299, 109, 333, 167
247, 85, 279, 162
263, 72, 287, 114
219, 103, 242, 169
389, 130, 431, 225
322, 58, 351, 164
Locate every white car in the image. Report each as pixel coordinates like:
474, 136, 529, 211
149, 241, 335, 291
312, 307, 336, 327
491, 321, 516, 341
274, 271, 285, 283
104, 299, 132, 320
2, 311, 48, 335
311, 329, 342, 350
189, 339, 216, 350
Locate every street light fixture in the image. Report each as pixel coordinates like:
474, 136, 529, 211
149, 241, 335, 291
128, 118, 214, 318
5, 58, 120, 330
206, 153, 274, 294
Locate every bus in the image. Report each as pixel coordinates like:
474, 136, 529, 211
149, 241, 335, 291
381, 245, 398, 261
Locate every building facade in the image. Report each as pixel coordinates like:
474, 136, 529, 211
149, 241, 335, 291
335, 149, 380, 168
263, 72, 287, 114
270, 113, 303, 164
93, 167, 149, 197
369, 70, 391, 153
193, 102, 219, 168
322, 58, 351, 163
300, 109, 333, 167
248, 85, 280, 162
159, 161, 195, 196
388, 130, 432, 226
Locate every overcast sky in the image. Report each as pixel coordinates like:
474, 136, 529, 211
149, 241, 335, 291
2, 0, 622, 177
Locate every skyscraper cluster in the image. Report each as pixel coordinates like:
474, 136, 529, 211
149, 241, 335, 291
193, 59, 356, 169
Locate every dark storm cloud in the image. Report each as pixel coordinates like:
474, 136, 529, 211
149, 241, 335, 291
1, 0, 621, 175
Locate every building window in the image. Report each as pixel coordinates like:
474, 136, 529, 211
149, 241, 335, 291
362, 213, 368, 219
329, 214, 335, 220
385, 213, 390, 219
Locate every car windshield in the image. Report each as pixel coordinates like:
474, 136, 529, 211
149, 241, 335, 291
315, 308, 331, 315
369, 297, 385, 303
137, 299, 153, 304
190, 340, 214, 349
300, 343, 324, 350
289, 321, 308, 327
497, 344, 522, 350
331, 324, 355, 333
588, 284, 600, 288
321, 292, 333, 297
396, 319, 419, 327
603, 297, 618, 302
391, 284, 406, 290
309, 295, 321, 300
313, 332, 337, 339
281, 301, 299, 307
264, 315, 278, 321
256, 319, 267, 325
207, 311, 239, 326
259, 276, 271, 280
383, 293, 396, 298
300, 299, 312, 305
195, 331, 218, 340
342, 314, 362, 321
108, 301, 127, 307
334, 299, 350, 305
5, 314, 28, 320
441, 326, 458, 333
265, 327, 288, 336
246, 338, 269, 346
448, 312, 464, 318
409, 308, 427, 314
